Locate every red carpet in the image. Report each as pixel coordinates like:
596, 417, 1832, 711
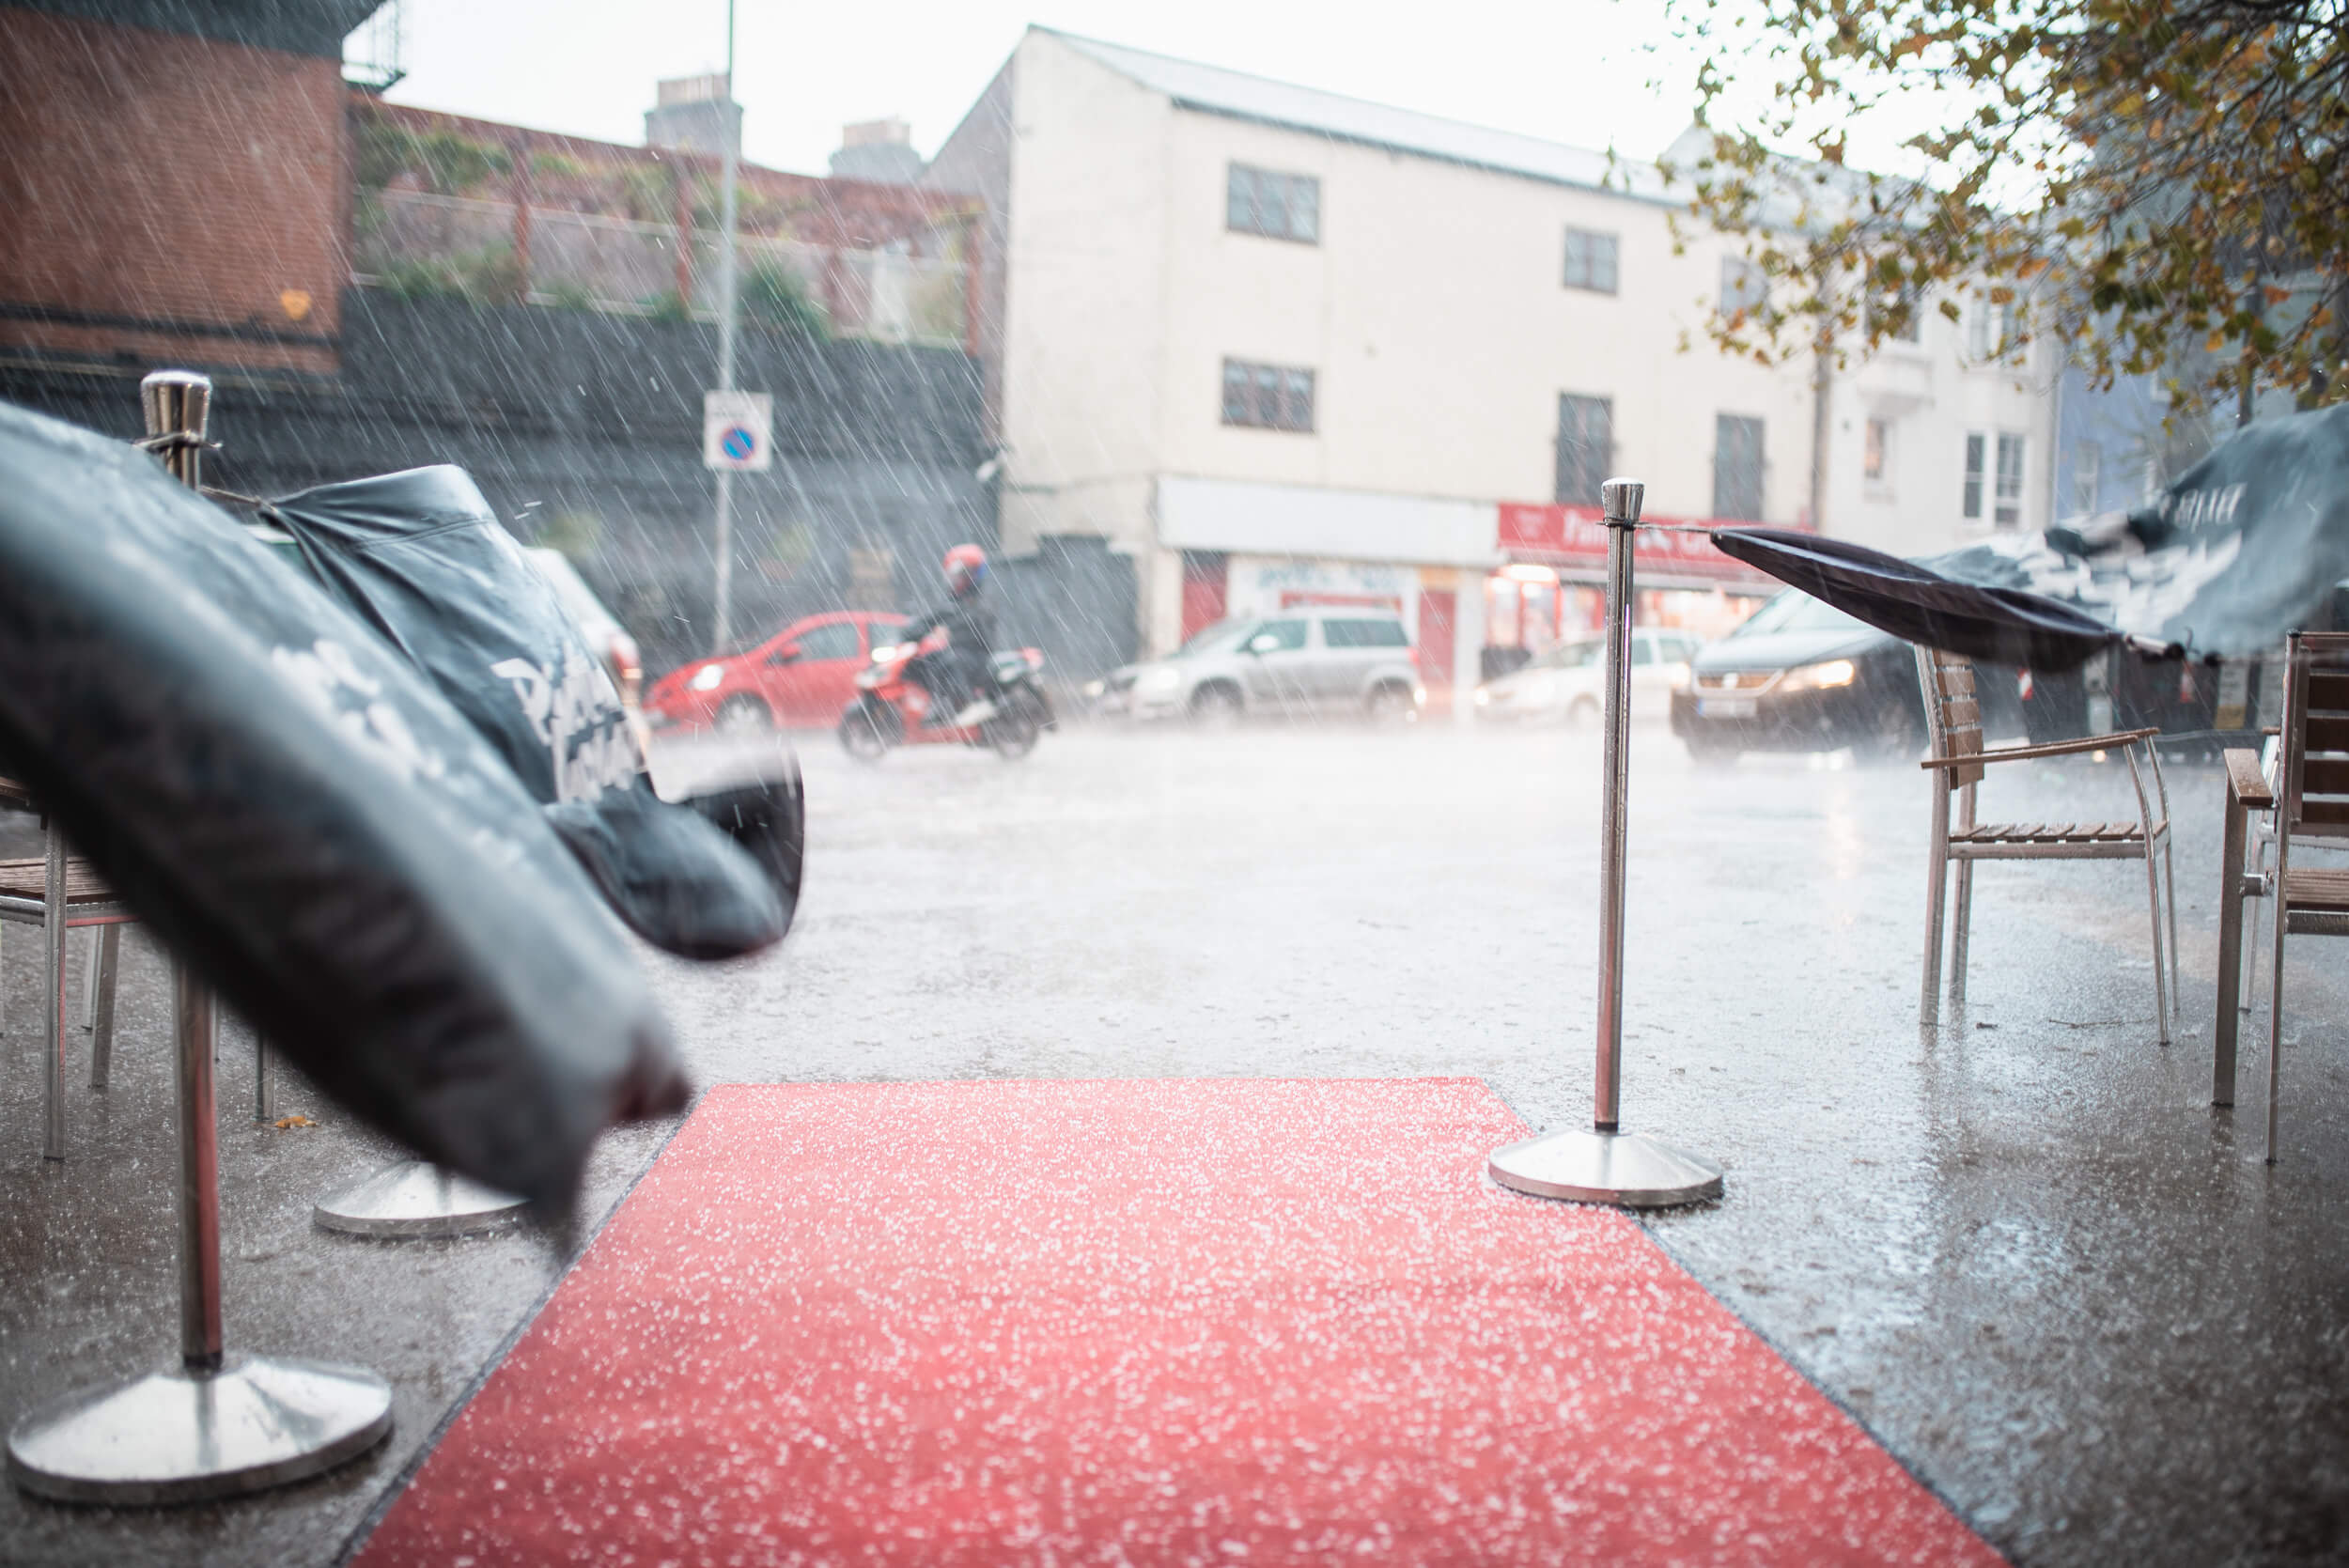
355, 1079, 1999, 1566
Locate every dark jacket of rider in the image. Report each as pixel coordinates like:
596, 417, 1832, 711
901, 590, 994, 705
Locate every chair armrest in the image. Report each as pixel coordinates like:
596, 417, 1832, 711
1919, 728, 2160, 769
0, 775, 32, 810
2225, 747, 2275, 809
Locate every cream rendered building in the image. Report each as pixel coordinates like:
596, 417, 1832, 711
927, 29, 2055, 698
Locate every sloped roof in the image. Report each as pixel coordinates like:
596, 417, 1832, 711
1042, 29, 1676, 205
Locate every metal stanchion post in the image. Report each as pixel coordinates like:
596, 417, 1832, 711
6, 371, 393, 1503
1488, 478, 1724, 1207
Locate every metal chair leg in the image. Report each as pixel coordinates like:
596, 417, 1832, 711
1948, 859, 1975, 1013
2164, 833, 2181, 1007
2143, 842, 2171, 1046
41, 827, 67, 1160
1921, 788, 1950, 1025
2266, 902, 2288, 1164
80, 926, 100, 1031
89, 924, 119, 1089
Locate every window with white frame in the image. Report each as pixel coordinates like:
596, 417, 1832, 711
1714, 413, 1766, 520
1963, 432, 1986, 520
1967, 303, 1993, 361
2070, 442, 2102, 515
1226, 164, 1320, 244
1995, 433, 2027, 528
1563, 228, 1619, 294
1221, 358, 1315, 432
1556, 394, 1614, 505
1863, 418, 1891, 485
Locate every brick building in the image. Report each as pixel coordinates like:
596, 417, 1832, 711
0, 0, 374, 378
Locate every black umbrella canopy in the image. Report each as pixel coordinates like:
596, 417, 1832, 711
1927, 404, 2349, 660
1708, 527, 2129, 672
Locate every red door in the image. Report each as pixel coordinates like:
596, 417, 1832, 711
1180, 551, 1229, 644
1416, 589, 1456, 717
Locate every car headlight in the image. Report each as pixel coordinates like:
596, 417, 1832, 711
1140, 667, 1181, 693
1082, 678, 1106, 698
871, 644, 901, 662
1781, 658, 1858, 691
1473, 688, 1491, 706
689, 663, 724, 691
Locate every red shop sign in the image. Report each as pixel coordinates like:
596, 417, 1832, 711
1496, 504, 1793, 583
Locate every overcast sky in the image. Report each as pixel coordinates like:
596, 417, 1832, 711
373, 0, 1735, 178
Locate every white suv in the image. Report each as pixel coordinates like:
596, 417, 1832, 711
1105, 612, 1424, 723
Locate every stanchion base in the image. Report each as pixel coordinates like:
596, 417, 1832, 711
6, 1353, 392, 1505
314, 1159, 529, 1239
1488, 1127, 1724, 1208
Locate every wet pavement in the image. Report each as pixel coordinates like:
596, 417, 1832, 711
4, 720, 2347, 1565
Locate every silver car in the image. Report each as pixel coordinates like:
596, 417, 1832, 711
1104, 611, 1425, 723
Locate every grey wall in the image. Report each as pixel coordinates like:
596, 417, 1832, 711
2, 290, 992, 676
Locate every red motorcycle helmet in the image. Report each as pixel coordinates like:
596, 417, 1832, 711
943, 543, 988, 598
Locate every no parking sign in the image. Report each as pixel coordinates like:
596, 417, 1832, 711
702, 391, 772, 473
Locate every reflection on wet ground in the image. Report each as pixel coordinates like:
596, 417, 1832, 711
4, 722, 2345, 1565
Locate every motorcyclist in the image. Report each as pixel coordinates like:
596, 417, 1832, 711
900, 544, 995, 726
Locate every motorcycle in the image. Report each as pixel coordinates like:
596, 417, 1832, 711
840, 632, 1055, 761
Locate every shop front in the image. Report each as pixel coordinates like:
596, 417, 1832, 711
1156, 477, 1497, 717
1485, 503, 1787, 675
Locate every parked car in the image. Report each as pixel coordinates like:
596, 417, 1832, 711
523, 548, 644, 710
1472, 629, 1701, 725
1670, 589, 2020, 762
646, 611, 909, 733
1098, 610, 1424, 723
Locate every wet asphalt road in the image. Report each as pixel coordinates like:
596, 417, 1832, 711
5, 718, 2348, 1566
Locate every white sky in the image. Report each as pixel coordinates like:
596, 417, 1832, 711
373, 0, 1735, 178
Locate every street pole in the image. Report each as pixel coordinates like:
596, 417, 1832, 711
1486, 477, 1723, 1208
709, 0, 739, 655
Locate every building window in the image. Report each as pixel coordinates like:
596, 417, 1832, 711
1863, 418, 1890, 483
1226, 164, 1319, 244
1968, 295, 2023, 363
1995, 432, 2027, 528
1556, 394, 1614, 505
1720, 256, 1766, 318
1963, 432, 1985, 519
1221, 359, 1315, 432
1563, 228, 1619, 294
1713, 413, 1766, 520
2070, 441, 2102, 516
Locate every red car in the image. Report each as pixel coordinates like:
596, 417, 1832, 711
646, 612, 909, 733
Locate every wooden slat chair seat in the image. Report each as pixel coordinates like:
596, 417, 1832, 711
0, 779, 133, 1159
0, 857, 121, 906
1914, 647, 2177, 1035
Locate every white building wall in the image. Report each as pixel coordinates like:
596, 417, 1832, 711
1150, 107, 1821, 524
988, 32, 1175, 564
962, 28, 2061, 660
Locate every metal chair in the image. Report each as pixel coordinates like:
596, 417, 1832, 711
2248, 631, 2349, 1160
0, 776, 132, 1159
1915, 647, 2177, 1034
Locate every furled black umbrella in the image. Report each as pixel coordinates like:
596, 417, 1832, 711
0, 399, 688, 1215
